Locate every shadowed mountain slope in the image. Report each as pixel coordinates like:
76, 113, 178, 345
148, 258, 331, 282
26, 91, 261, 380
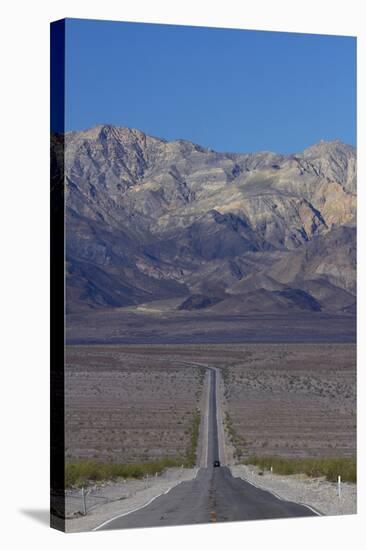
56, 125, 356, 321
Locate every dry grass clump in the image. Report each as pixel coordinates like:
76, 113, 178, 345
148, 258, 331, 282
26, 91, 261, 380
65, 457, 184, 488
184, 409, 201, 467
243, 455, 356, 483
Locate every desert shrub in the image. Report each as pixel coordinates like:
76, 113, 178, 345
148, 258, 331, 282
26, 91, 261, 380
243, 456, 356, 483
224, 412, 246, 459
65, 457, 183, 488
184, 409, 201, 467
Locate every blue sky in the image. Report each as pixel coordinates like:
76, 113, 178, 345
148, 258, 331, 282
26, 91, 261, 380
64, 18, 356, 153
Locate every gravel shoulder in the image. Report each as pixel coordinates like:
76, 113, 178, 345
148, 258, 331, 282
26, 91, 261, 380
215, 368, 228, 465
230, 464, 356, 517
64, 467, 198, 532
196, 370, 210, 467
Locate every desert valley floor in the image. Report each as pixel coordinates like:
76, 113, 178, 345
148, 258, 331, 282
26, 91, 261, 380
65, 343, 356, 464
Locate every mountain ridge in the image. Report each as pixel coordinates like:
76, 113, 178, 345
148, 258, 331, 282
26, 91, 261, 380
56, 125, 356, 322
65, 123, 355, 155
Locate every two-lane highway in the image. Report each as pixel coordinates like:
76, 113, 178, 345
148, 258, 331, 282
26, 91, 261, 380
97, 366, 317, 530
206, 368, 219, 466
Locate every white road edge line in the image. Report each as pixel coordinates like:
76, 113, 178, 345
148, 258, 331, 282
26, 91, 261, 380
205, 371, 210, 468
214, 368, 220, 463
236, 474, 323, 516
177, 360, 210, 468
92, 468, 200, 531
214, 368, 225, 466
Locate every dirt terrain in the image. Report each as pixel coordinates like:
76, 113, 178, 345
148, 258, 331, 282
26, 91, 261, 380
63, 343, 356, 530
219, 343, 356, 460
67, 309, 356, 344
66, 343, 355, 467
65, 346, 205, 463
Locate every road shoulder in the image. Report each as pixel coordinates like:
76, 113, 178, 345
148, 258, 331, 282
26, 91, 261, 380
64, 467, 198, 532
230, 464, 356, 516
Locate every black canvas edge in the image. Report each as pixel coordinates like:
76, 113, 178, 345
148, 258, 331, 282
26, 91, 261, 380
50, 18, 66, 532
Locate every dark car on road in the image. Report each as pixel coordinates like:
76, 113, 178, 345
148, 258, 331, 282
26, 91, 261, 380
213, 460, 221, 467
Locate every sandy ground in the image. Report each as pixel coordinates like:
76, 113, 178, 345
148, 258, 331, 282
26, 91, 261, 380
65, 467, 198, 532
221, 343, 356, 460
230, 464, 356, 517
65, 346, 205, 464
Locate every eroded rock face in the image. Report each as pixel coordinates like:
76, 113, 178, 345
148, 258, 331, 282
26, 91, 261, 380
59, 125, 356, 314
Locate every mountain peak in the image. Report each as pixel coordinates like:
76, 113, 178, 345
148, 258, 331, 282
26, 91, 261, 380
60, 124, 356, 319
302, 139, 355, 158
67, 124, 168, 146
67, 124, 355, 160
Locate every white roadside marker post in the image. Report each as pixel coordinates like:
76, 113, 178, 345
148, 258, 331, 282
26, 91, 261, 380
338, 475, 341, 499
81, 487, 86, 516
270, 466, 273, 475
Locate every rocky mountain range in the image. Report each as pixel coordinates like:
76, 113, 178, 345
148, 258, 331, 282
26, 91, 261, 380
55, 124, 356, 327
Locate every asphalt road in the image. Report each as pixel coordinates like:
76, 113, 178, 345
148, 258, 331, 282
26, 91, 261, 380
99, 368, 317, 530
206, 369, 219, 466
